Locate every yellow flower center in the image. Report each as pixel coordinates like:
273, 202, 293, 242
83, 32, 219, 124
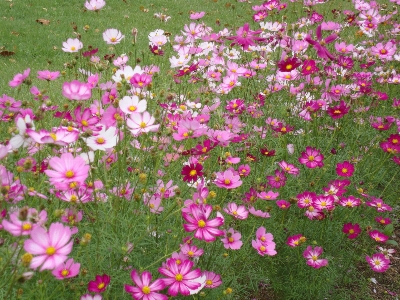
96, 137, 105, 144
81, 120, 88, 126
128, 105, 137, 112
140, 122, 147, 128
65, 170, 74, 178
111, 37, 117, 42
285, 64, 292, 70
61, 269, 70, 277
198, 220, 206, 228
22, 223, 32, 231
50, 133, 57, 141
46, 246, 56, 256
189, 170, 197, 176
188, 251, 194, 257
349, 229, 354, 234
374, 260, 381, 266
71, 46, 76, 51
175, 274, 183, 281
206, 279, 213, 286
308, 156, 315, 161
98, 282, 105, 290
312, 255, 318, 261
70, 195, 78, 203
260, 246, 266, 252
228, 237, 234, 243
224, 179, 231, 185
142, 286, 151, 294
342, 168, 347, 173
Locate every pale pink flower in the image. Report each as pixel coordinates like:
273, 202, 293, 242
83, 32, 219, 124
24, 222, 73, 271
9, 68, 30, 88
127, 112, 160, 136
26, 127, 79, 146
223, 203, 248, 220
2, 208, 47, 236
190, 11, 205, 20
62, 80, 92, 101
119, 95, 147, 115
103, 28, 124, 44
62, 38, 83, 53
84, 0, 106, 11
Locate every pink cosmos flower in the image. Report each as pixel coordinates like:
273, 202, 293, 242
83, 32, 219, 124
62, 38, 83, 53
214, 169, 242, 189
203, 271, 222, 288
44, 152, 90, 190
180, 243, 204, 259
103, 28, 124, 44
130, 73, 152, 88
366, 197, 392, 212
375, 216, 391, 226
226, 23, 266, 50
221, 228, 243, 250
366, 253, 390, 273
368, 230, 389, 243
26, 127, 79, 146
158, 259, 202, 296
88, 274, 111, 293
52, 258, 80, 280
2, 208, 47, 236
339, 195, 361, 207
370, 42, 396, 61
81, 295, 102, 300
286, 234, 306, 247
23, 222, 73, 271
190, 11, 205, 20
299, 146, 324, 168
37, 70, 60, 81
252, 239, 276, 256
124, 269, 167, 300
303, 246, 328, 269
9, 68, 30, 88
182, 204, 224, 242
278, 161, 299, 176
342, 223, 361, 239
266, 169, 287, 188
336, 161, 354, 177
84, 0, 106, 11
276, 200, 291, 209
62, 80, 92, 101
257, 190, 279, 200
127, 112, 160, 136
327, 101, 350, 119
223, 203, 248, 220
248, 207, 270, 218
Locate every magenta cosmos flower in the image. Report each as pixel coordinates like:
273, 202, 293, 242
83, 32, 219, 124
214, 169, 242, 189
52, 258, 80, 280
124, 269, 167, 300
336, 161, 354, 177
203, 271, 222, 289
158, 259, 202, 296
44, 152, 90, 190
181, 163, 203, 183
299, 146, 324, 168
9, 68, 30, 88
226, 23, 265, 50
23, 222, 73, 271
182, 204, 224, 242
303, 246, 328, 269
342, 223, 361, 239
103, 28, 124, 44
88, 274, 111, 293
62, 80, 92, 101
366, 253, 390, 273
368, 230, 389, 243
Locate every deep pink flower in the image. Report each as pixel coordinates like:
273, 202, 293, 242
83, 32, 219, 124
266, 169, 287, 188
88, 274, 111, 293
124, 269, 167, 300
342, 223, 361, 239
299, 147, 324, 168
182, 204, 224, 242
276, 200, 291, 209
181, 163, 203, 183
52, 258, 80, 280
9, 68, 30, 88
286, 234, 306, 247
303, 246, 328, 269
305, 24, 337, 61
327, 101, 350, 119
62, 80, 92, 101
336, 161, 354, 177
226, 23, 266, 50
214, 169, 242, 189
130, 73, 152, 88
44, 152, 90, 190
375, 216, 391, 225
158, 259, 202, 296
23, 222, 73, 271
277, 57, 301, 72
368, 230, 389, 243
221, 228, 242, 250
366, 253, 390, 273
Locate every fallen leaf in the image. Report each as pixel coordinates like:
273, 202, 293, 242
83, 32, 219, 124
0, 51, 15, 57
11, 31, 19, 36
36, 18, 50, 25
